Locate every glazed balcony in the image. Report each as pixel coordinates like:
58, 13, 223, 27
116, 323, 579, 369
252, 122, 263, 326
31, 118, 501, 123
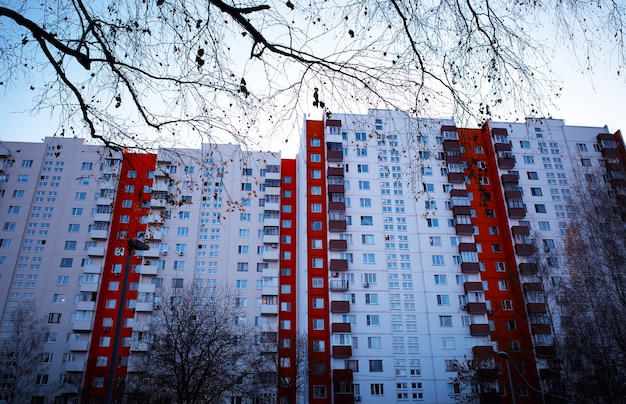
328, 201, 346, 211
531, 323, 552, 335
329, 239, 348, 251
508, 206, 526, 219
330, 300, 350, 313
333, 368, 353, 381
519, 263, 538, 275
498, 155, 516, 169
330, 280, 349, 292
445, 151, 463, 165
470, 323, 491, 336
456, 224, 475, 236
442, 139, 460, 150
452, 205, 472, 216
466, 302, 488, 314
69, 340, 89, 352
332, 345, 352, 358
328, 184, 345, 193
515, 244, 537, 256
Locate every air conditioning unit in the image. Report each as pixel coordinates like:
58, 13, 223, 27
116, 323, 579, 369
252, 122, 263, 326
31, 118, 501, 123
113, 272, 121, 277
363, 283, 370, 288
145, 260, 151, 265
488, 310, 495, 315
178, 251, 184, 256
161, 250, 168, 255
333, 272, 340, 277
460, 305, 467, 311
271, 243, 278, 248
354, 396, 362, 402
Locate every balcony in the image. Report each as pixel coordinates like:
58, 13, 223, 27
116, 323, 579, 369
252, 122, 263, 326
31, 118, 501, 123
83, 265, 102, 274
87, 246, 105, 257
329, 220, 347, 232
262, 234, 280, 245
265, 171, 281, 181
470, 323, 491, 336
328, 184, 344, 193
69, 340, 89, 351
531, 323, 552, 334
327, 167, 344, 177
73, 320, 93, 332
138, 283, 156, 293
93, 213, 112, 222
494, 142, 512, 152
445, 152, 462, 165
602, 147, 620, 159
332, 345, 352, 358
96, 197, 113, 206
519, 262, 538, 275
262, 286, 278, 296
466, 302, 488, 314
150, 198, 167, 208
523, 282, 544, 292
447, 172, 465, 183
450, 189, 469, 197
329, 259, 348, 271
333, 368, 353, 381
535, 345, 556, 357
459, 242, 477, 252
135, 302, 154, 312
442, 139, 460, 150
263, 250, 279, 261
507, 206, 526, 219
515, 244, 537, 256
328, 201, 346, 211
65, 361, 86, 372
131, 342, 149, 352
332, 322, 351, 333
455, 224, 474, 236
464, 282, 484, 293
76, 301, 96, 311
330, 301, 350, 313
264, 218, 280, 227
261, 304, 278, 315
527, 303, 547, 313
80, 283, 98, 293
498, 156, 515, 169
461, 262, 480, 274
90, 229, 108, 239
264, 202, 280, 211
143, 248, 161, 258
329, 239, 348, 251
501, 173, 519, 183
452, 205, 471, 216
472, 345, 494, 359
330, 280, 349, 292
327, 150, 343, 162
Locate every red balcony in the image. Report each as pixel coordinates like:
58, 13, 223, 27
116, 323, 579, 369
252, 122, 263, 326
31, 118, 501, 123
508, 207, 526, 219
445, 153, 463, 164
519, 263, 538, 275
328, 184, 344, 193
332, 345, 352, 358
523, 282, 543, 292
461, 262, 480, 274
450, 189, 469, 197
602, 148, 620, 159
515, 244, 537, 256
511, 225, 530, 236
527, 303, 547, 313
329, 239, 348, 251
327, 166, 344, 176
492, 127, 508, 137
328, 201, 345, 211
447, 172, 465, 183
472, 345, 494, 359
329, 220, 347, 232
494, 142, 512, 152
459, 243, 477, 252
531, 323, 552, 335
606, 162, 623, 172
467, 302, 488, 314
470, 323, 491, 336
476, 368, 499, 380
611, 178, 626, 188
498, 157, 515, 169
452, 205, 471, 216
329, 259, 348, 271
456, 224, 474, 236
501, 174, 519, 183
334, 395, 355, 404
535, 345, 556, 357
333, 369, 353, 381
464, 282, 484, 293
504, 190, 523, 200
330, 301, 350, 313
327, 150, 343, 162
332, 322, 351, 333
442, 139, 460, 150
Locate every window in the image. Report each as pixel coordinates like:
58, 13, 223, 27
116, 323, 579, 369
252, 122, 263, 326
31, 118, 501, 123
236, 280, 248, 289
439, 316, 453, 327
363, 253, 375, 263
426, 218, 439, 228
313, 319, 324, 330
527, 171, 539, 180
311, 203, 322, 212
369, 360, 383, 372
445, 360, 457, 372
502, 300, 513, 310
48, 313, 62, 323
368, 337, 382, 349
358, 181, 370, 190
366, 315, 380, 326
581, 158, 592, 167
313, 386, 327, 399
371, 383, 384, 395
60, 258, 73, 268
8, 206, 20, 214
311, 170, 321, 179
360, 216, 373, 225
432, 255, 445, 265
312, 298, 324, 308
442, 337, 456, 349
365, 293, 378, 304
535, 204, 547, 213
437, 295, 450, 305
498, 280, 510, 290
506, 320, 517, 330
434, 274, 447, 285
531, 187, 542, 196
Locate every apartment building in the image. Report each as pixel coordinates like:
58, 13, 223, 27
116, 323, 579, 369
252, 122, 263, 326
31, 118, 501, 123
0, 112, 623, 404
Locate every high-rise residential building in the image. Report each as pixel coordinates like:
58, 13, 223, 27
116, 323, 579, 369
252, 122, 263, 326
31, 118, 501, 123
0, 111, 623, 404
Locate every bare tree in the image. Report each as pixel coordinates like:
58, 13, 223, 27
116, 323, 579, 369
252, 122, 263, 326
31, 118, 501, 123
1, 1, 625, 150
0, 305, 49, 404
125, 285, 267, 404
450, 357, 500, 404
552, 175, 626, 403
